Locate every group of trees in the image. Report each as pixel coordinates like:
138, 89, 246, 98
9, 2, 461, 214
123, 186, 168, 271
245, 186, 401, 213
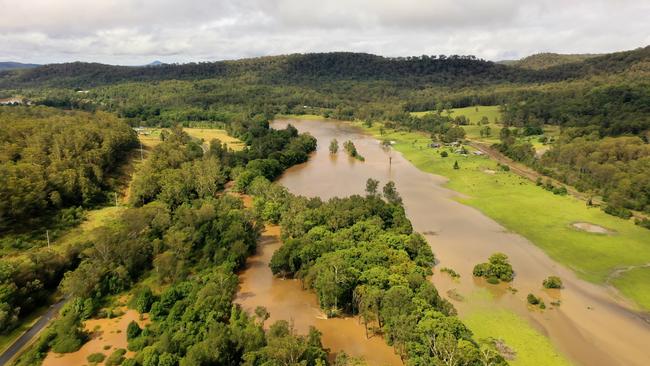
472, 253, 514, 284
342, 140, 364, 161
247, 178, 506, 365
0, 106, 138, 230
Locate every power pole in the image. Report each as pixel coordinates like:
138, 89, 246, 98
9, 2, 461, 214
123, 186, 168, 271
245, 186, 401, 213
46, 230, 50, 248
114, 192, 118, 207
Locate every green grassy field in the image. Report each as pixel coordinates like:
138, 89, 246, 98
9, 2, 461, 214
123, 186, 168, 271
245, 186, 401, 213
412, 105, 503, 144
463, 308, 572, 366
410, 105, 501, 121
611, 267, 650, 310
184, 127, 246, 151
361, 123, 650, 311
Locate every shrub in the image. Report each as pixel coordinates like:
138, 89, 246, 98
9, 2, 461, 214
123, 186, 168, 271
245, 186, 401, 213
552, 186, 567, 195
440, 267, 460, 279
105, 348, 127, 366
486, 276, 500, 284
543, 276, 563, 289
603, 205, 632, 219
440, 151, 448, 157
635, 218, 650, 230
527, 293, 540, 305
453, 161, 459, 170
50, 311, 87, 353
126, 320, 142, 340
133, 287, 156, 313
87, 353, 106, 363
127, 335, 149, 351
122, 359, 138, 366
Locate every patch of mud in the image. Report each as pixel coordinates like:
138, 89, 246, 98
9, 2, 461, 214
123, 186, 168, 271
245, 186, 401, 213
43, 308, 149, 366
571, 222, 613, 234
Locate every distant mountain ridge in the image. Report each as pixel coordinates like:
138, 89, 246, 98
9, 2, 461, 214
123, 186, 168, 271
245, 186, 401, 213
0, 46, 647, 89
507, 52, 602, 70
0, 62, 40, 71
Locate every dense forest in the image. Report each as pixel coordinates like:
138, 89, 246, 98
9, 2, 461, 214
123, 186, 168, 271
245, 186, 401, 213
0, 106, 138, 230
0, 46, 647, 90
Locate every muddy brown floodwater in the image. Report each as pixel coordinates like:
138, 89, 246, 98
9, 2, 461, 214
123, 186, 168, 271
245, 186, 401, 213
240, 117, 650, 366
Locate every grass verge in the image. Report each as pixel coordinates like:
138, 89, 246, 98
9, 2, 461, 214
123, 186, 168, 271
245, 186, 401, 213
463, 308, 572, 366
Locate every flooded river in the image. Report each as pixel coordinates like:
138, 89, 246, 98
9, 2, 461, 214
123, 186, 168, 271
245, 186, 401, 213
238, 118, 650, 366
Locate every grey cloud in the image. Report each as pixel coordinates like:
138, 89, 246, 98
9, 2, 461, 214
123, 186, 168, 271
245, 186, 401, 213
0, 0, 648, 65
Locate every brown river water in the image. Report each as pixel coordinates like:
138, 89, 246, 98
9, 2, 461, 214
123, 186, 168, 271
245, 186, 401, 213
236, 118, 650, 366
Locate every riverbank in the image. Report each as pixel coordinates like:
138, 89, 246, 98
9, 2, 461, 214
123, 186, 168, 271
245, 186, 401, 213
360, 122, 650, 312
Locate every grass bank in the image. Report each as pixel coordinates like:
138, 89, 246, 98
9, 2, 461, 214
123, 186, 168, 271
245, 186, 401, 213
361, 123, 650, 311
463, 307, 572, 366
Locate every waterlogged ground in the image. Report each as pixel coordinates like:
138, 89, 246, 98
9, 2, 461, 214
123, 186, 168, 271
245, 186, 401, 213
43, 307, 148, 366
266, 117, 650, 366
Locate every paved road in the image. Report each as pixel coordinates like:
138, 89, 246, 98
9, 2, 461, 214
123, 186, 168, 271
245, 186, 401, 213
0, 300, 65, 366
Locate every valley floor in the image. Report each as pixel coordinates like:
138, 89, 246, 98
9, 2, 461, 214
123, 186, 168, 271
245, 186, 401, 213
360, 122, 650, 312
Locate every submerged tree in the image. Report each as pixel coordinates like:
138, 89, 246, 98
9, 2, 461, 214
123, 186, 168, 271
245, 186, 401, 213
382, 181, 403, 205
365, 178, 379, 197
329, 139, 339, 154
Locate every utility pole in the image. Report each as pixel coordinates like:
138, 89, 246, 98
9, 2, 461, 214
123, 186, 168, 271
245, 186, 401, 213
114, 192, 118, 207
46, 230, 50, 248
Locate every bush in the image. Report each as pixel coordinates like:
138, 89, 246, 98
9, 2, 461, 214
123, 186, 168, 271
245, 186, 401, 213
440, 151, 448, 157
472, 253, 514, 283
486, 276, 500, 284
105, 348, 127, 366
50, 311, 87, 353
133, 287, 156, 313
635, 218, 650, 230
603, 205, 632, 219
127, 335, 149, 351
542, 276, 563, 289
87, 353, 106, 363
440, 267, 460, 278
527, 293, 540, 305
126, 320, 142, 340
122, 359, 138, 366
552, 186, 568, 195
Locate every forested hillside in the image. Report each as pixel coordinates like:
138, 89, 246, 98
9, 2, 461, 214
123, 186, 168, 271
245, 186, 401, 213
2, 47, 648, 219
507, 53, 601, 70
0, 106, 137, 230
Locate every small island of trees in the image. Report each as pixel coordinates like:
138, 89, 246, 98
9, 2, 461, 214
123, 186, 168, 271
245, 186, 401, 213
472, 253, 514, 284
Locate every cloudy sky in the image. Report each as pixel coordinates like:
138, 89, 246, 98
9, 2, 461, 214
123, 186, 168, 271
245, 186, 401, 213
1, 0, 649, 65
